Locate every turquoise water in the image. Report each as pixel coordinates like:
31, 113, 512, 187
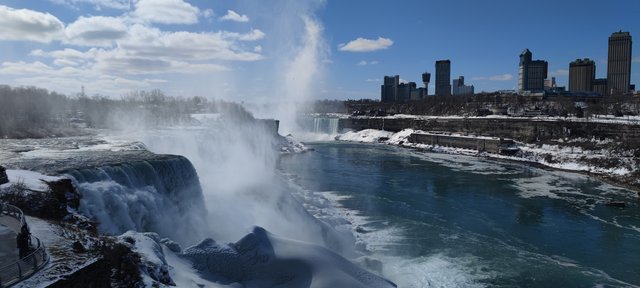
278, 142, 640, 287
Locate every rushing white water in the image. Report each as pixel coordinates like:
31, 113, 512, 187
66, 156, 210, 246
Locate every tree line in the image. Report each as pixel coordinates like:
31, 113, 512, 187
0, 85, 244, 138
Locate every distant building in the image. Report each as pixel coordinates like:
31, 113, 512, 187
569, 58, 596, 92
381, 75, 400, 102
544, 77, 556, 89
397, 81, 415, 102
452, 76, 474, 96
422, 72, 431, 97
381, 75, 427, 102
592, 78, 608, 96
607, 31, 632, 95
518, 49, 548, 94
435, 60, 451, 97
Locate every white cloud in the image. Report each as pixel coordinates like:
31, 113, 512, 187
220, 10, 249, 22
549, 69, 569, 77
2, 1, 272, 97
65, 16, 127, 46
0, 5, 65, 43
117, 25, 263, 61
202, 9, 214, 19
133, 0, 200, 25
338, 37, 393, 52
49, 0, 130, 10
366, 78, 380, 82
489, 74, 513, 81
222, 29, 265, 41
633, 56, 640, 63
0, 61, 53, 75
357, 60, 378, 66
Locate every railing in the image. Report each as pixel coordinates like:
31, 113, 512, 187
0, 203, 49, 288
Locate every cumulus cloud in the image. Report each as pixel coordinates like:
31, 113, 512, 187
117, 25, 263, 61
133, 0, 200, 25
222, 29, 266, 41
2, 1, 270, 97
220, 10, 249, 22
489, 74, 514, 81
65, 16, 127, 46
366, 78, 380, 82
0, 5, 65, 43
338, 37, 393, 52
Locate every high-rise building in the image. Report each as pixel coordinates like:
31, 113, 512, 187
452, 76, 474, 96
607, 31, 632, 95
381, 75, 426, 102
569, 58, 596, 92
435, 60, 451, 97
518, 49, 548, 94
381, 75, 400, 102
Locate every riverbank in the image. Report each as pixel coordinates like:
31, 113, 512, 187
335, 129, 640, 195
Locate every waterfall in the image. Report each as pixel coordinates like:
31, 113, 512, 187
311, 117, 340, 135
65, 156, 209, 246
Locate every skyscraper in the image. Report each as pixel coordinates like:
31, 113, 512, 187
435, 60, 451, 97
452, 76, 474, 96
607, 31, 632, 95
568, 58, 595, 92
381, 75, 400, 102
518, 49, 548, 94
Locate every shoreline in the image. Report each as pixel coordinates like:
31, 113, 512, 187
331, 130, 640, 196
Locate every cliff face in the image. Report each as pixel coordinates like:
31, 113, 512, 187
341, 117, 640, 148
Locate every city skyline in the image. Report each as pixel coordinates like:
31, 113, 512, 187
0, 0, 638, 101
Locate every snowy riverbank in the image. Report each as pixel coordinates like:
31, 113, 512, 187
336, 129, 640, 192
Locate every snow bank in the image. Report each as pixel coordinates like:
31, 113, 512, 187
336, 129, 394, 143
335, 128, 637, 180
0, 170, 61, 192
118, 231, 174, 286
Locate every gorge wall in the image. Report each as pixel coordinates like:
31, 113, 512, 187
340, 117, 640, 147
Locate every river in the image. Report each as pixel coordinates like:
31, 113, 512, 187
279, 142, 640, 287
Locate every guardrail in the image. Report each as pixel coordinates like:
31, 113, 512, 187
0, 203, 49, 288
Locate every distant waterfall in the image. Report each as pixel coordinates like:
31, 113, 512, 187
311, 117, 340, 135
65, 156, 209, 245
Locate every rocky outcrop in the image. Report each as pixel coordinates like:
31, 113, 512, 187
0, 165, 7, 185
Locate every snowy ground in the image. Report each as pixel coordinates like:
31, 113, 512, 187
0, 170, 61, 192
13, 217, 100, 288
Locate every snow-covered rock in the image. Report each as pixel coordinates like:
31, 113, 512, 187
180, 226, 397, 288
118, 231, 174, 286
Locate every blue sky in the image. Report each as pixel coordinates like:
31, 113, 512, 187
0, 0, 638, 101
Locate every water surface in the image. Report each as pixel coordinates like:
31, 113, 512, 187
279, 142, 640, 287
